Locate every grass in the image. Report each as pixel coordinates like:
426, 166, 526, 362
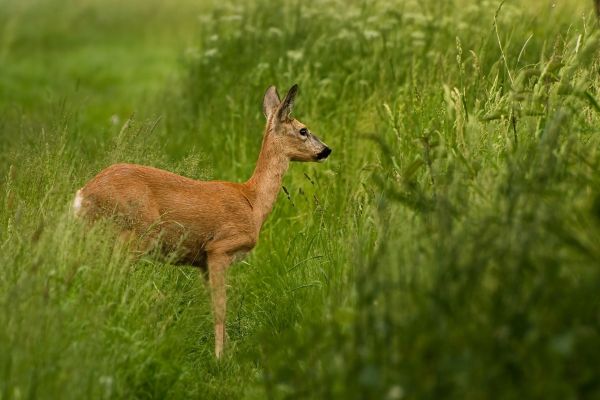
1, 0, 600, 398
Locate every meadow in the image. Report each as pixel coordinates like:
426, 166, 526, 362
1, 0, 600, 398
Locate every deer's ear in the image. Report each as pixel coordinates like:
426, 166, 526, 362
263, 86, 281, 119
277, 84, 298, 122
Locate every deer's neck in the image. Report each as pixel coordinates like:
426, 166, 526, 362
245, 135, 289, 226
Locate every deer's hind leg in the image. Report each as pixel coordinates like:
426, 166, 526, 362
112, 229, 151, 262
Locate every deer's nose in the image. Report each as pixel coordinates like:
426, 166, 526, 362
316, 147, 332, 160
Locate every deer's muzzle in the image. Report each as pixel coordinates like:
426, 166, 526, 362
316, 147, 332, 161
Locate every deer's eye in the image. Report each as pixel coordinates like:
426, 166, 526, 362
299, 128, 308, 136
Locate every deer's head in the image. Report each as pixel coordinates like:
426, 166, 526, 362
262, 84, 331, 162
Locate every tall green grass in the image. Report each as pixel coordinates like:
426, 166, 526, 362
1, 0, 599, 398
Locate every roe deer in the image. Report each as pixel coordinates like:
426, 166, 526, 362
73, 84, 331, 358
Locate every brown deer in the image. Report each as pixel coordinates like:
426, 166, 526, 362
73, 84, 331, 358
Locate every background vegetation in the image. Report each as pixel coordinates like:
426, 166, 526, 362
1, 0, 599, 398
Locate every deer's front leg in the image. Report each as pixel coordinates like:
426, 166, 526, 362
207, 252, 231, 359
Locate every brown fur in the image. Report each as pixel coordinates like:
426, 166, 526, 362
74, 84, 330, 358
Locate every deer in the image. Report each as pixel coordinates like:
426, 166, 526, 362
72, 84, 331, 358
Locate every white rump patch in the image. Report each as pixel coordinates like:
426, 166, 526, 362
72, 189, 84, 216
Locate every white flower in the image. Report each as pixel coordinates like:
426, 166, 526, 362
267, 27, 283, 38
363, 29, 380, 40
256, 62, 269, 71
286, 50, 304, 61
221, 14, 242, 22
336, 28, 355, 40
386, 385, 404, 399
203, 48, 219, 58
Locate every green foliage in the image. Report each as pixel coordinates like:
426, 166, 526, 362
1, 0, 599, 399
